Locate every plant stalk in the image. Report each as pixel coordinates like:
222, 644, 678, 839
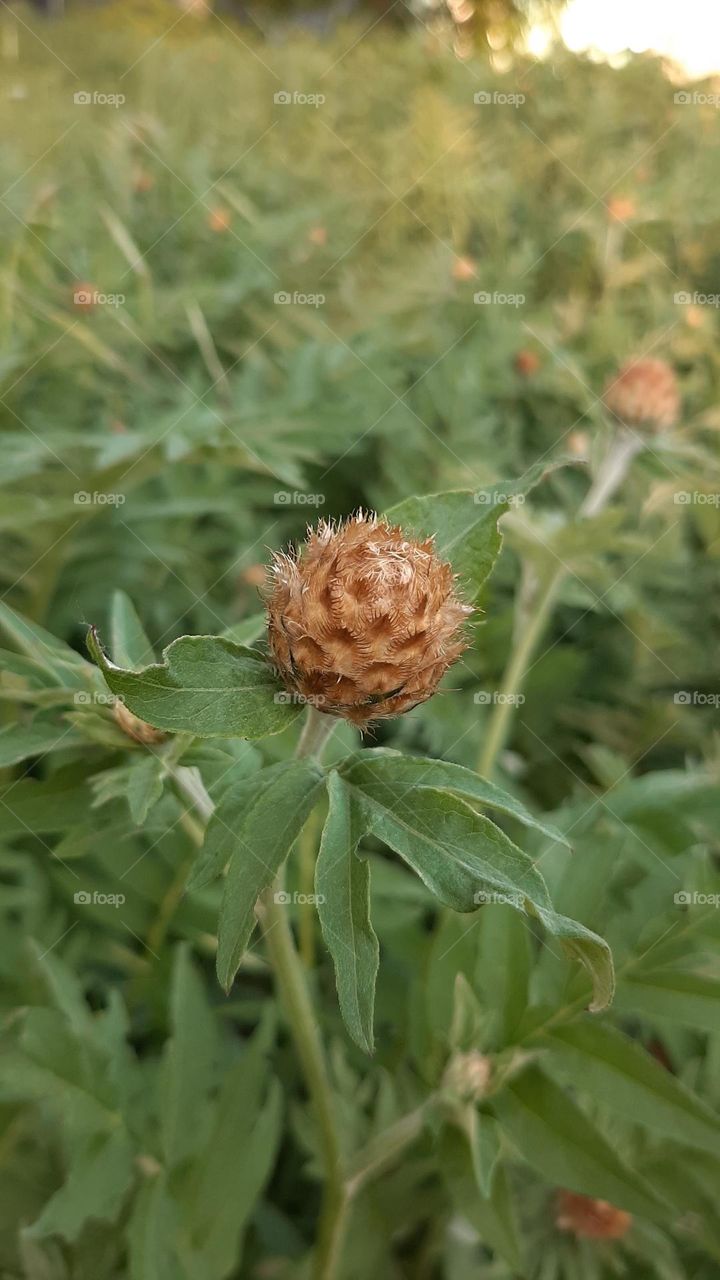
476, 428, 643, 777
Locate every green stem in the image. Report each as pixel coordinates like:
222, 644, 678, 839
476, 428, 643, 777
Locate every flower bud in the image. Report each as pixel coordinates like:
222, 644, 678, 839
555, 1191, 631, 1240
113, 700, 166, 746
603, 357, 679, 433
266, 513, 471, 728
442, 1050, 492, 1102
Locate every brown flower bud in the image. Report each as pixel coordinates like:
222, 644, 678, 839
555, 1191, 631, 1240
113, 699, 166, 746
603, 358, 680, 433
513, 349, 541, 377
266, 513, 471, 729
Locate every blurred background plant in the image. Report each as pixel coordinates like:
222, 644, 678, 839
1, 2, 720, 1277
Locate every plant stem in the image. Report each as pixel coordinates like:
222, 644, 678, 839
476, 427, 643, 777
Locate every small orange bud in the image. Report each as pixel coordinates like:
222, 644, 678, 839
514, 349, 541, 377
266, 514, 471, 729
556, 1191, 631, 1241
567, 429, 590, 457
132, 168, 154, 194
452, 255, 477, 282
603, 358, 680, 433
208, 206, 231, 233
606, 197, 636, 222
308, 225, 327, 246
113, 700, 166, 746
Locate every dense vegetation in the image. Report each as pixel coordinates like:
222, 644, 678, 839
1, 6, 719, 1278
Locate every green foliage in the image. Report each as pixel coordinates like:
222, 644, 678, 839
0, 8, 719, 1280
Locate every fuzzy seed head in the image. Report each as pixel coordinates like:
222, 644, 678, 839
555, 1191, 631, 1241
603, 357, 680, 432
265, 513, 471, 728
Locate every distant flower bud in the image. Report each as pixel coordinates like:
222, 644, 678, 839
555, 1191, 631, 1240
603, 358, 680, 433
266, 513, 471, 729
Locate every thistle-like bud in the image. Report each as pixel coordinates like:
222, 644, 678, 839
266, 513, 471, 729
555, 1191, 631, 1240
603, 357, 679, 433
113, 700, 166, 746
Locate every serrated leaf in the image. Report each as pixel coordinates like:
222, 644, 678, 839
493, 1065, 665, 1221
110, 591, 156, 670
386, 462, 562, 599
345, 771, 613, 1009
215, 760, 325, 990
341, 750, 569, 847
187, 761, 297, 891
315, 773, 379, 1054
27, 1129, 134, 1243
87, 628, 301, 739
543, 1019, 720, 1156
126, 756, 165, 825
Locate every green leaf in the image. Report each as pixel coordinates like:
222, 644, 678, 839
110, 591, 156, 670
220, 613, 266, 647
126, 756, 165, 825
386, 462, 561, 599
187, 761, 298, 891
87, 628, 302, 739
543, 1019, 720, 1156
345, 771, 613, 1009
215, 760, 325, 991
315, 773, 379, 1054
0, 719, 82, 767
27, 1129, 134, 1243
341, 750, 570, 847
614, 970, 720, 1034
440, 1124, 523, 1271
492, 1065, 666, 1221
0, 600, 91, 684
160, 944, 218, 1170
0, 771, 90, 837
